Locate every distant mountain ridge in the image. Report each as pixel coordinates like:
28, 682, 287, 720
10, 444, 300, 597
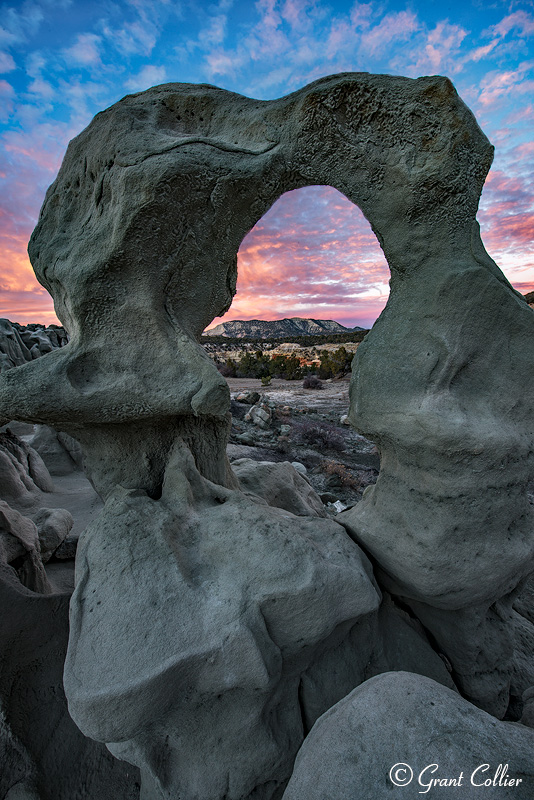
203, 317, 365, 339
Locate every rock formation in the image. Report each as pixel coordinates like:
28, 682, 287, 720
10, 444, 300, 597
0, 72, 533, 798
283, 672, 534, 800
0, 319, 66, 372
0, 429, 140, 799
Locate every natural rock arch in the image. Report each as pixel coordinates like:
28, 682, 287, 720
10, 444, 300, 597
230, 183, 389, 327
0, 73, 533, 799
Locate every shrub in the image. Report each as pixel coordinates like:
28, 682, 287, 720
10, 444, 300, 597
291, 418, 346, 452
218, 359, 237, 377
317, 347, 354, 379
261, 375, 272, 386
303, 375, 323, 389
322, 459, 361, 489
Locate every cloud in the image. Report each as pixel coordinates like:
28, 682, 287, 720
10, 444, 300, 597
359, 10, 420, 58
124, 64, 167, 91
27, 76, 55, 100
217, 186, 391, 328
477, 63, 534, 108
0, 79, 14, 120
463, 39, 499, 63
63, 33, 102, 67
0, 286, 57, 325
0, 2, 44, 48
100, 0, 181, 58
489, 10, 534, 39
0, 50, 15, 72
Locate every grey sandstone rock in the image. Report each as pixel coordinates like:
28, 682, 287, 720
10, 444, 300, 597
65, 442, 379, 799
283, 672, 534, 800
232, 458, 327, 517
0, 501, 52, 594
0, 71, 531, 796
28, 425, 83, 476
33, 507, 73, 563
245, 402, 272, 429
0, 562, 140, 800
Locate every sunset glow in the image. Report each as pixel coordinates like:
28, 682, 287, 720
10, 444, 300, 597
0, 0, 533, 328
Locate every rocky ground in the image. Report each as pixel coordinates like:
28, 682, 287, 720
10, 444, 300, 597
226, 376, 379, 513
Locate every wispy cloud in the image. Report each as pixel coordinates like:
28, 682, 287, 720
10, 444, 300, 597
0, 79, 14, 120
0, 2, 44, 48
0, 50, 15, 72
63, 32, 102, 67
488, 10, 534, 39
124, 64, 167, 91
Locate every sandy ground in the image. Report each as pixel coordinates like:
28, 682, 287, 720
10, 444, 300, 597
227, 376, 351, 415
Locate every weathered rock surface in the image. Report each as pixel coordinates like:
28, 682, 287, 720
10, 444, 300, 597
65, 443, 380, 800
245, 400, 273, 429
232, 458, 328, 517
0, 430, 54, 508
32, 507, 73, 563
0, 563, 140, 800
283, 671, 534, 799
28, 425, 84, 476
0, 71, 531, 797
0, 501, 52, 594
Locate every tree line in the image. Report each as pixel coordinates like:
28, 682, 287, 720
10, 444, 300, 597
217, 346, 355, 380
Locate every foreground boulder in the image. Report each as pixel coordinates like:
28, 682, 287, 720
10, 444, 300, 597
283, 671, 534, 799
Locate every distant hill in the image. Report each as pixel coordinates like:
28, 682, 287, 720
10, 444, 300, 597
203, 317, 365, 339
525, 291, 534, 306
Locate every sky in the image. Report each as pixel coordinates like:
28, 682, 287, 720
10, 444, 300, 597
0, 0, 533, 330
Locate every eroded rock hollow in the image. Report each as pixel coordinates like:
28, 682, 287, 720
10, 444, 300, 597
1, 73, 533, 798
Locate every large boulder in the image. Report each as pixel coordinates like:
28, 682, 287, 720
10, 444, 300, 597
65, 443, 380, 800
232, 458, 328, 517
283, 672, 534, 800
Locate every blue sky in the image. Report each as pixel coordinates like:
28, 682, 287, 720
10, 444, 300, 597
1, 0, 533, 327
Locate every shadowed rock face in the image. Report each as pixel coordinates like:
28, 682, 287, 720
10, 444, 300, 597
282, 672, 534, 800
1, 73, 533, 798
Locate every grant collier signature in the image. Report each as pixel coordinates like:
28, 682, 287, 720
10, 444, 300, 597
389, 763, 524, 792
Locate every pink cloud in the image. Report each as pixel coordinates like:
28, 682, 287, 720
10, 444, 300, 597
490, 10, 534, 39
0, 51, 16, 73
464, 39, 500, 63
477, 65, 534, 108
359, 11, 419, 58
213, 186, 391, 329
63, 33, 102, 67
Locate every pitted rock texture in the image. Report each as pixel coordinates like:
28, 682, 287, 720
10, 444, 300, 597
1, 72, 532, 797
232, 458, 328, 517
65, 442, 380, 800
282, 672, 534, 799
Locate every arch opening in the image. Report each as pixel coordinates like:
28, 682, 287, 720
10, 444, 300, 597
207, 185, 390, 334
203, 185, 386, 509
